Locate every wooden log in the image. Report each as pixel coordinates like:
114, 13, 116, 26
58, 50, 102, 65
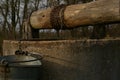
30, 0, 120, 29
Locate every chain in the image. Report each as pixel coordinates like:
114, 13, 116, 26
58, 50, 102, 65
14, 39, 23, 55
0, 59, 10, 80
4, 65, 10, 80
18, 40, 22, 51
50, 4, 68, 30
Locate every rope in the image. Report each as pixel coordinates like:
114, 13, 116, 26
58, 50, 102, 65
50, 4, 67, 30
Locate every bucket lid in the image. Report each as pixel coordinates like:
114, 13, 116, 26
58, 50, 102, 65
0, 55, 42, 67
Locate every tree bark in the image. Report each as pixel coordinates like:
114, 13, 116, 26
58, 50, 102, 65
30, 0, 120, 29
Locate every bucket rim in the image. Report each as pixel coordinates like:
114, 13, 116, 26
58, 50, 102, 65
0, 55, 42, 67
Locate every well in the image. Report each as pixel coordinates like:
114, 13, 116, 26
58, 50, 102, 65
3, 39, 120, 80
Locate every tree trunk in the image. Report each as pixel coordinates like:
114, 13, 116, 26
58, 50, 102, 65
30, 0, 120, 29
22, 20, 32, 39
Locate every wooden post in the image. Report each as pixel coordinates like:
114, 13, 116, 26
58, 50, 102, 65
31, 28, 39, 38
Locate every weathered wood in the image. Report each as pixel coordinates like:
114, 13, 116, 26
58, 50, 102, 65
30, 0, 120, 29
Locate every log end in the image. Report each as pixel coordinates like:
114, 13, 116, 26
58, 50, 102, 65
30, 8, 52, 29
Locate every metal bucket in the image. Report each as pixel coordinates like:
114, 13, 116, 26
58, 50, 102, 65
0, 55, 42, 80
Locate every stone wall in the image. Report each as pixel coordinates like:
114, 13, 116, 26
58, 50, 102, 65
3, 39, 120, 80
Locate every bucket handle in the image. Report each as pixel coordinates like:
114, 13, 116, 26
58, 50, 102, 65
15, 50, 43, 60
0, 59, 9, 66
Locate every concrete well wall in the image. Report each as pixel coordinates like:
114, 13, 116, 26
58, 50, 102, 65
3, 39, 120, 80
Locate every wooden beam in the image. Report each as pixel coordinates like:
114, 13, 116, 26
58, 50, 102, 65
30, 0, 120, 29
